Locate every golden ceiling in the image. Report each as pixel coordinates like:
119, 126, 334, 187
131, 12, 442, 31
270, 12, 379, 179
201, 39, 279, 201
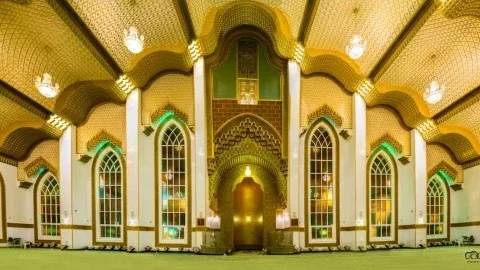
1, 0, 480, 167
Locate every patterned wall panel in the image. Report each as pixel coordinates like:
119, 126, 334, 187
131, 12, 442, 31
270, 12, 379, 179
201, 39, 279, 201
76, 103, 126, 154
306, 0, 423, 75
439, 101, 480, 143
17, 140, 59, 181
0, 95, 44, 132
0, 0, 112, 110
378, 9, 480, 115
67, 0, 187, 70
366, 107, 411, 156
141, 73, 194, 127
300, 76, 352, 128
187, 0, 306, 38
426, 144, 463, 183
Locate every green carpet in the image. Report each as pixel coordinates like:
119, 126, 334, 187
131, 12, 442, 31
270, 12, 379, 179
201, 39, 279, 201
0, 247, 477, 270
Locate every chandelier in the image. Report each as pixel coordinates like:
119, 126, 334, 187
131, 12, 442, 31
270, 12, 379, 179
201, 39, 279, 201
346, 6, 366, 60
346, 35, 367, 60
35, 73, 59, 98
124, 26, 144, 54
424, 81, 445, 105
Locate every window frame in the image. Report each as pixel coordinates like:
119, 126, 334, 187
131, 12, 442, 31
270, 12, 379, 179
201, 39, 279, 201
92, 146, 126, 245
35, 172, 61, 242
426, 175, 449, 241
155, 120, 191, 247
367, 148, 398, 244
304, 119, 340, 247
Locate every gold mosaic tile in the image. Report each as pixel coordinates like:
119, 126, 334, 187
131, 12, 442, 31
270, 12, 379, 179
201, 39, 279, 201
439, 101, 480, 143
0, 95, 44, 132
0, 0, 112, 110
76, 103, 126, 154
67, 0, 187, 70
426, 144, 463, 183
141, 73, 194, 127
378, 9, 480, 115
306, 0, 423, 75
366, 107, 411, 156
17, 140, 59, 181
300, 76, 352, 128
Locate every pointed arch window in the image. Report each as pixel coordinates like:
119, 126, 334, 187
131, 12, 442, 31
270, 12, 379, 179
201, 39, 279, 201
37, 173, 60, 240
307, 122, 337, 243
369, 152, 396, 241
159, 123, 188, 244
96, 150, 123, 241
427, 177, 447, 239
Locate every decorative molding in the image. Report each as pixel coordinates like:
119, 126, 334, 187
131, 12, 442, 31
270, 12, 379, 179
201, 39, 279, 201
23, 156, 58, 178
339, 129, 351, 140
450, 183, 463, 191
175, 0, 196, 43
371, 133, 403, 155
0, 154, 18, 166
434, 86, 480, 123
307, 105, 343, 127
17, 181, 33, 189
7, 222, 34, 228
0, 79, 50, 119
86, 130, 122, 152
150, 103, 189, 126
428, 161, 458, 182
78, 154, 92, 163
143, 125, 154, 136
398, 156, 410, 165
297, 0, 319, 44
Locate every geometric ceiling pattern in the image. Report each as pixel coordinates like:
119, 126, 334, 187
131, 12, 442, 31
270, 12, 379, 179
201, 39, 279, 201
0, 0, 480, 167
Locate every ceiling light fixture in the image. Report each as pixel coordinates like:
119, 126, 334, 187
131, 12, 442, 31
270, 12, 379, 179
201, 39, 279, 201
424, 55, 445, 105
346, 7, 367, 60
244, 166, 252, 177
124, 26, 144, 54
35, 73, 59, 98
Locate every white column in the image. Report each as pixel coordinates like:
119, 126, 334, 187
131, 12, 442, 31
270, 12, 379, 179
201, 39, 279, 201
59, 125, 76, 248
353, 93, 367, 249
288, 60, 301, 246
126, 89, 141, 250
412, 129, 427, 247
194, 57, 207, 246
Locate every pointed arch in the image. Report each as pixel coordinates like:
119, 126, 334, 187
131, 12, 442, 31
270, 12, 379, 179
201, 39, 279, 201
33, 171, 60, 243
154, 118, 191, 247
366, 146, 398, 244
91, 143, 126, 246
304, 117, 340, 247
426, 174, 450, 242
0, 173, 6, 243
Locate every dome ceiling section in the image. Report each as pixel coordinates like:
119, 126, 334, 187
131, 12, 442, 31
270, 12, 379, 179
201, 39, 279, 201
0, 0, 112, 110
66, 0, 188, 70
377, 9, 480, 115
306, 0, 424, 75
187, 0, 306, 39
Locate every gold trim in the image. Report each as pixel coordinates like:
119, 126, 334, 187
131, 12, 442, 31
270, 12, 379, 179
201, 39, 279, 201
304, 118, 340, 247
154, 118, 192, 248
7, 223, 34, 228
398, 224, 427, 230
0, 173, 6, 243
340, 226, 367, 232
86, 130, 122, 152
150, 103, 189, 125
126, 226, 155, 232
428, 161, 458, 182
451, 221, 480, 227
370, 133, 403, 155
60, 225, 92, 230
366, 146, 399, 245
307, 105, 343, 127
24, 156, 58, 179
91, 143, 128, 246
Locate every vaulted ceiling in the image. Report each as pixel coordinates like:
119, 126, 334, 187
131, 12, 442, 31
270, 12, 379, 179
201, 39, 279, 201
1, 0, 480, 167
